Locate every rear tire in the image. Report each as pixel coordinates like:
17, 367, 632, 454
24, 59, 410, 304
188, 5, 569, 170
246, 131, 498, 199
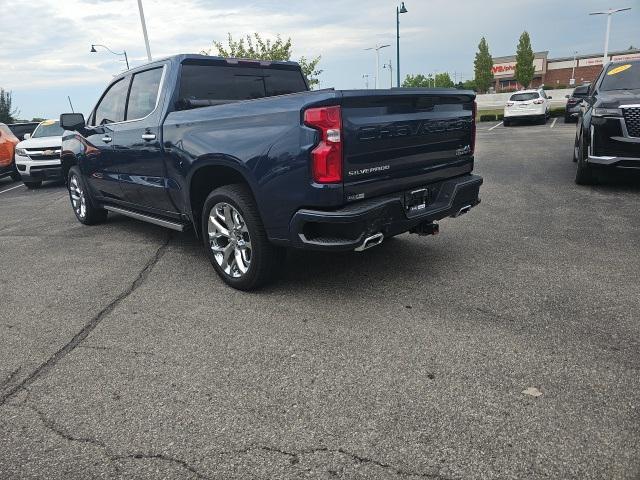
201, 184, 285, 290
503, 119, 511, 127
67, 166, 108, 225
575, 134, 596, 185
24, 181, 42, 189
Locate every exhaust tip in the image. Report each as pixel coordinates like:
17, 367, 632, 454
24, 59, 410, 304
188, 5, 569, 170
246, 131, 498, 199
453, 204, 472, 217
354, 232, 384, 252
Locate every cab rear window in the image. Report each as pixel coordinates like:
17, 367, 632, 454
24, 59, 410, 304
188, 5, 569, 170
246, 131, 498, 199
510, 93, 539, 102
178, 63, 307, 103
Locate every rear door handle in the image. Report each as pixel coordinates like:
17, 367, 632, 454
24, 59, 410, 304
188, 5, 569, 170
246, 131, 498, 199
102, 135, 112, 143
141, 133, 156, 141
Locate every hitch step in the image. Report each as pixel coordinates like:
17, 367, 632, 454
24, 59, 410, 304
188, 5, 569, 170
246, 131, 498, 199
410, 222, 439, 236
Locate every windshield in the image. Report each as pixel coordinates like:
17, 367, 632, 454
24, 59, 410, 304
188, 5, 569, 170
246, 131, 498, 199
600, 62, 640, 91
510, 92, 539, 102
32, 120, 64, 138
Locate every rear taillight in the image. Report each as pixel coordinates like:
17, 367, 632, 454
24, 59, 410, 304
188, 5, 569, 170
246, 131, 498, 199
533, 99, 544, 104
304, 106, 343, 183
471, 100, 477, 155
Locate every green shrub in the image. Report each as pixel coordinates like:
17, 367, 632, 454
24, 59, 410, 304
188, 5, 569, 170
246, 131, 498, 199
480, 114, 497, 122
549, 107, 565, 117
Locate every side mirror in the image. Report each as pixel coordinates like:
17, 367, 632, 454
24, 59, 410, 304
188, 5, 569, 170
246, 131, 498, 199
565, 95, 570, 98
547, 96, 552, 99
60, 113, 85, 131
23, 133, 31, 140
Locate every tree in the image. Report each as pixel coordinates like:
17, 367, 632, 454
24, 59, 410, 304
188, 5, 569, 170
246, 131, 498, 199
462, 79, 476, 91
0, 89, 19, 124
434, 72, 454, 88
402, 74, 430, 88
473, 37, 494, 93
203, 33, 323, 89
515, 31, 535, 88
402, 72, 454, 88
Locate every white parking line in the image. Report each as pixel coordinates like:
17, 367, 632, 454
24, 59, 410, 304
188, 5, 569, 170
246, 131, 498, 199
488, 121, 503, 131
550, 118, 557, 129
0, 183, 25, 195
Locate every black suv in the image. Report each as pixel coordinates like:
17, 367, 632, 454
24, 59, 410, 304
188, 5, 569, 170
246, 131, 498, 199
573, 60, 640, 184
564, 84, 590, 123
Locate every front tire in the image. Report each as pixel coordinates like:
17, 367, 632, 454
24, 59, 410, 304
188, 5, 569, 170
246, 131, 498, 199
202, 184, 285, 290
575, 133, 596, 185
67, 166, 108, 224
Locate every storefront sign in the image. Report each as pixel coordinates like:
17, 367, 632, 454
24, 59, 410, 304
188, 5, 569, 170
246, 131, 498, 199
492, 58, 545, 77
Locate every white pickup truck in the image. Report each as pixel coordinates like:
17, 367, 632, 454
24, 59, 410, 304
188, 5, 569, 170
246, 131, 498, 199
14, 119, 64, 189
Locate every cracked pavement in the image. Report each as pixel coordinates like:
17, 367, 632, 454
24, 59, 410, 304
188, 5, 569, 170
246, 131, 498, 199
1, 122, 639, 479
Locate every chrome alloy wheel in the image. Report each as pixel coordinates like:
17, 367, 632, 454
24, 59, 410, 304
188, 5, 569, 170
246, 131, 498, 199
208, 202, 252, 278
69, 175, 87, 219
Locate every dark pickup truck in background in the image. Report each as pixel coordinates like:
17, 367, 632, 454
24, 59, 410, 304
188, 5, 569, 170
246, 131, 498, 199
60, 54, 481, 289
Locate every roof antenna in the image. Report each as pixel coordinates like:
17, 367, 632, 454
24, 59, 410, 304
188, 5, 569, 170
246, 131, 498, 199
67, 96, 75, 113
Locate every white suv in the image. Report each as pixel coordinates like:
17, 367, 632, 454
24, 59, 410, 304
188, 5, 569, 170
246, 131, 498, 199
14, 120, 64, 189
503, 88, 551, 126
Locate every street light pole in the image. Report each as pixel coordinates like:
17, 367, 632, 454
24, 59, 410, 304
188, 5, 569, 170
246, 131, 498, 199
362, 74, 373, 89
396, 2, 408, 88
589, 7, 631, 63
90, 44, 130, 69
571, 51, 577, 85
137, 0, 153, 61
365, 44, 390, 89
383, 60, 393, 88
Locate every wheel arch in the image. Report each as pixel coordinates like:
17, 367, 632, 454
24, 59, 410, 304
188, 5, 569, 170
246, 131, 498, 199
186, 157, 260, 237
60, 152, 77, 186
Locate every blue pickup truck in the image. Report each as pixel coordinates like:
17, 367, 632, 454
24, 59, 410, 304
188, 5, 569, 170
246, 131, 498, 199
60, 54, 482, 290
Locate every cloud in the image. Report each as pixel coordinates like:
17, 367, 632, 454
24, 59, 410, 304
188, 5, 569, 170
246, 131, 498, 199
2, 0, 638, 118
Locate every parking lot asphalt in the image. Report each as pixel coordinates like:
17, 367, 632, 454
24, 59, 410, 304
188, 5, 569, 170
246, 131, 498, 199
1, 120, 639, 479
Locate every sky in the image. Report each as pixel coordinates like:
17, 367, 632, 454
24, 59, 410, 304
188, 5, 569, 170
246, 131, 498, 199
1, 0, 638, 120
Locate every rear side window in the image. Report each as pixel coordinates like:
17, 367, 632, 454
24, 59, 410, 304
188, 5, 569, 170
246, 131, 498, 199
127, 67, 163, 120
178, 63, 307, 103
8, 124, 37, 139
573, 85, 590, 97
94, 78, 129, 125
510, 92, 539, 101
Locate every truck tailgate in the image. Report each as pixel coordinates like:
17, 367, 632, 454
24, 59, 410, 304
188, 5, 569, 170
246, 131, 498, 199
340, 89, 475, 201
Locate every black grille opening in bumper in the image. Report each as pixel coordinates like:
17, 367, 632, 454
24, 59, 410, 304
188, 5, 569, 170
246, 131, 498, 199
622, 107, 640, 138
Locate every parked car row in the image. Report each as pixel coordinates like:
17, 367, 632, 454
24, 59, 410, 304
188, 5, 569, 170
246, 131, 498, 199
0, 120, 63, 187
497, 60, 639, 185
